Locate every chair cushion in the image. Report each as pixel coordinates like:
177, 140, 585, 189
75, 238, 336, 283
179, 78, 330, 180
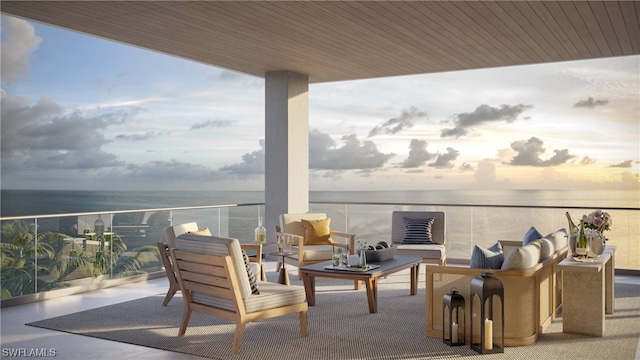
193, 281, 307, 314
395, 243, 445, 260
242, 250, 260, 295
501, 243, 541, 270
187, 227, 212, 236
163, 222, 199, 248
301, 218, 335, 245
175, 233, 252, 299
470, 242, 504, 269
401, 217, 434, 244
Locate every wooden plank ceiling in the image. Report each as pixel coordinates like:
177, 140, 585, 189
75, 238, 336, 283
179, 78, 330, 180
1, 1, 639, 83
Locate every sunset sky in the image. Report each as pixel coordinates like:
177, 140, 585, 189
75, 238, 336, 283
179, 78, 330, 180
1, 15, 639, 192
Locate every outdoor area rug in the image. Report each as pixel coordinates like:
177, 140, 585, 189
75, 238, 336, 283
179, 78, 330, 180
27, 273, 640, 360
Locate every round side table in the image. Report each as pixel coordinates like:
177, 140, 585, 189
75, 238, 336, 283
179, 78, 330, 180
269, 251, 294, 285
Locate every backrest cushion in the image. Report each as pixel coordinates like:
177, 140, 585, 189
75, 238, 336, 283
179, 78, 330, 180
163, 222, 199, 248
536, 238, 555, 261
501, 243, 541, 270
544, 228, 568, 250
280, 213, 328, 245
401, 217, 434, 244
391, 211, 445, 245
470, 242, 504, 269
301, 218, 334, 245
188, 227, 211, 236
241, 250, 260, 294
175, 233, 253, 299
522, 226, 544, 245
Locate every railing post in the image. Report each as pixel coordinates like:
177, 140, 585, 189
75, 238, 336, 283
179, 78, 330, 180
34, 217, 38, 295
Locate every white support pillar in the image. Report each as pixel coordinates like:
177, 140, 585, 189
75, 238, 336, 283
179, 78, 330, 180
264, 70, 309, 242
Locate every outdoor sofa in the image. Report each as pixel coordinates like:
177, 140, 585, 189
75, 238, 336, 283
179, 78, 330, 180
425, 228, 569, 346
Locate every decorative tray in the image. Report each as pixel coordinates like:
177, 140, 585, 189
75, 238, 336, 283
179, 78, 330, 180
572, 256, 599, 263
323, 264, 381, 272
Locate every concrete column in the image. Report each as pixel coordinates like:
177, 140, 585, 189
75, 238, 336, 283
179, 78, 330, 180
264, 70, 309, 242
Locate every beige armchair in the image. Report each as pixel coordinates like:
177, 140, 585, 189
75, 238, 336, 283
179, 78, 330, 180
391, 211, 447, 268
172, 233, 308, 354
275, 212, 356, 271
159, 222, 266, 306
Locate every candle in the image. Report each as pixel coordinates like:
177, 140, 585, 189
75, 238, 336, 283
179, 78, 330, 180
451, 322, 459, 343
484, 319, 493, 350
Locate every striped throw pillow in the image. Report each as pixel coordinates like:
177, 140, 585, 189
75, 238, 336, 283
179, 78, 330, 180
241, 250, 260, 295
470, 242, 504, 269
401, 217, 435, 244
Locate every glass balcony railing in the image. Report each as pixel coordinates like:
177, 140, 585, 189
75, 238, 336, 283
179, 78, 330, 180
1, 201, 637, 304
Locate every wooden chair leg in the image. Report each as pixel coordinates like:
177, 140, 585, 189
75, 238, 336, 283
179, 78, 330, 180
162, 282, 178, 306
260, 264, 267, 281
232, 322, 246, 354
299, 310, 308, 337
178, 308, 192, 336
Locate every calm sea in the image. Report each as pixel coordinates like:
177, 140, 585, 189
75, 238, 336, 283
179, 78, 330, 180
1, 189, 638, 269
2, 189, 638, 217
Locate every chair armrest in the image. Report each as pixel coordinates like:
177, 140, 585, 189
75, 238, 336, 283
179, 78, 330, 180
240, 243, 263, 264
330, 231, 356, 254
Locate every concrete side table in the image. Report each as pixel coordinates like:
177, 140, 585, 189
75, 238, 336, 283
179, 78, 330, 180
558, 245, 616, 337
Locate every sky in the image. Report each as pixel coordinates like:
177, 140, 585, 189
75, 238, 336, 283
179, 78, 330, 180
1, 15, 639, 192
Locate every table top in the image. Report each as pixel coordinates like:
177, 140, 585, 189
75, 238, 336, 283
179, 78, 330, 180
559, 245, 616, 273
300, 255, 420, 276
269, 251, 295, 257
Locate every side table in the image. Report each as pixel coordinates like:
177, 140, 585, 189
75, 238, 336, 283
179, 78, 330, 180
558, 245, 616, 337
269, 251, 294, 285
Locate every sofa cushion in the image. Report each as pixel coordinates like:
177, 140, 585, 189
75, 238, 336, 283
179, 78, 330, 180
301, 218, 335, 245
522, 226, 544, 245
401, 217, 434, 244
536, 238, 555, 261
544, 228, 568, 250
501, 243, 541, 270
470, 242, 504, 269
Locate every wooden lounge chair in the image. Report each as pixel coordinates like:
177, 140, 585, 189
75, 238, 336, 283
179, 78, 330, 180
171, 233, 308, 354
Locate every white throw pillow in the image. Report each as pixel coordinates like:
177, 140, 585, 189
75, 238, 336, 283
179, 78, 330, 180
501, 243, 541, 270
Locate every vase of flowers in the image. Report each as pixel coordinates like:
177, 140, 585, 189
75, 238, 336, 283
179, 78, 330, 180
582, 210, 611, 257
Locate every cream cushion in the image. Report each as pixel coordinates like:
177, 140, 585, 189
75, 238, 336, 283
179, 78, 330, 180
501, 243, 541, 270
163, 222, 199, 248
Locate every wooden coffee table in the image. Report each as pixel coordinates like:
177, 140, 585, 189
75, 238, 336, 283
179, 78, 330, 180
299, 255, 420, 313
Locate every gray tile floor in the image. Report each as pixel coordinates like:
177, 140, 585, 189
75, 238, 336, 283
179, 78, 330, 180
2, 264, 639, 360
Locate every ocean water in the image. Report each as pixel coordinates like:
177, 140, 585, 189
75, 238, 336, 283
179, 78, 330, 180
1, 189, 638, 269
2, 189, 638, 217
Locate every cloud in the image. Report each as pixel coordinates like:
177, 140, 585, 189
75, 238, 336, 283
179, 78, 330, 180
508, 137, 575, 167
124, 160, 218, 182
0, 16, 42, 83
368, 107, 427, 137
115, 131, 166, 141
610, 160, 632, 168
191, 119, 235, 130
459, 162, 473, 171
574, 97, 609, 109
1, 90, 138, 169
219, 139, 265, 174
441, 103, 533, 138
429, 147, 459, 168
401, 139, 436, 168
310, 130, 394, 170
581, 156, 597, 165
474, 159, 497, 185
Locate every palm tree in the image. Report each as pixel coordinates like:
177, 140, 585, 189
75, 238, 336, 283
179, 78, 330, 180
0, 220, 62, 298
2, 220, 160, 299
